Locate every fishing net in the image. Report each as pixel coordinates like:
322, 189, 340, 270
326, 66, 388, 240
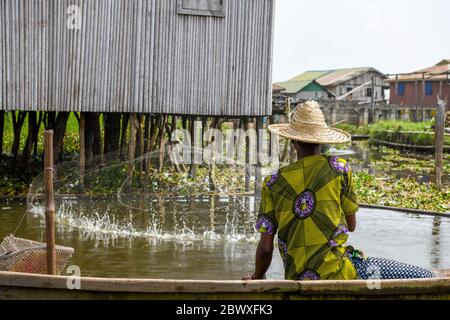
24, 144, 280, 242
0, 236, 74, 275
23, 139, 349, 243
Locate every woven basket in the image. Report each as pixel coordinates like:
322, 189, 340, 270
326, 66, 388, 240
0, 236, 74, 275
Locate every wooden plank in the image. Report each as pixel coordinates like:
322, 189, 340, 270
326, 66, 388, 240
0, 271, 449, 297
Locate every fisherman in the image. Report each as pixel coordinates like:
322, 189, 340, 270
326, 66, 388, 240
244, 100, 435, 281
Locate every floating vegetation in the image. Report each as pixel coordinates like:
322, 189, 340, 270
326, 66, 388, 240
368, 146, 450, 174
371, 120, 435, 132
0, 174, 30, 196
368, 120, 450, 147
335, 123, 372, 135
353, 171, 450, 213
346, 144, 450, 213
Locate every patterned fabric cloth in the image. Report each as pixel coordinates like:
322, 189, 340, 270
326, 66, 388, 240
348, 254, 435, 279
255, 155, 359, 280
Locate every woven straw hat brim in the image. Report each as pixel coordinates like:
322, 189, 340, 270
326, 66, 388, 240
268, 123, 351, 144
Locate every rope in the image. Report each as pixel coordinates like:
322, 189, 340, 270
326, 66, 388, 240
44, 167, 56, 174
12, 212, 28, 236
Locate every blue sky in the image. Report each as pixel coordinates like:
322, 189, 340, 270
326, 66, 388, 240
272, 0, 450, 82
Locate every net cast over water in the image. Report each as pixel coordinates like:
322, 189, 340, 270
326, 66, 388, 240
26, 142, 282, 246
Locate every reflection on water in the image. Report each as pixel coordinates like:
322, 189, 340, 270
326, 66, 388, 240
431, 217, 442, 267
0, 196, 449, 280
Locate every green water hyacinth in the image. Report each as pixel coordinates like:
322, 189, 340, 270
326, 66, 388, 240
353, 171, 450, 213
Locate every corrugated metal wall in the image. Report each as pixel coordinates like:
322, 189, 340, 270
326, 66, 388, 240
0, 0, 275, 116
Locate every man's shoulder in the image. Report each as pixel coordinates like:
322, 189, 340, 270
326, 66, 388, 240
327, 155, 351, 174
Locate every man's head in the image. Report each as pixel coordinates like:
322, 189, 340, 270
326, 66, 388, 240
268, 101, 351, 146
292, 141, 321, 158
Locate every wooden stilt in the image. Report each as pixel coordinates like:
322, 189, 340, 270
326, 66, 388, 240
209, 195, 215, 232
415, 80, 419, 122
158, 115, 167, 172
182, 117, 188, 131
244, 117, 251, 192
44, 130, 56, 275
201, 116, 208, 167
255, 117, 264, 196
435, 96, 446, 191
11, 111, 27, 161
421, 73, 426, 121
136, 114, 144, 185
120, 114, 130, 161
146, 115, 157, 175
208, 117, 219, 191
189, 116, 197, 177
79, 113, 86, 191
143, 114, 150, 172
171, 115, 178, 133
103, 113, 121, 160
127, 113, 138, 189
0, 110, 4, 162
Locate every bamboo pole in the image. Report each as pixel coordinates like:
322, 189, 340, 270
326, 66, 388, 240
44, 130, 56, 275
435, 96, 446, 191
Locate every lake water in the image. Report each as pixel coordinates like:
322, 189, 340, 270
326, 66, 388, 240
0, 196, 448, 280
1, 141, 448, 279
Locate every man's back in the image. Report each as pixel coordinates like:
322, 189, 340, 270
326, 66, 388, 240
256, 155, 359, 280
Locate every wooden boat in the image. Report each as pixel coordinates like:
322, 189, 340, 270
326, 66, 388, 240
1, 270, 449, 300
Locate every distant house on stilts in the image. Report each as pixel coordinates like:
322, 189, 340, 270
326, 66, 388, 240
387, 59, 450, 121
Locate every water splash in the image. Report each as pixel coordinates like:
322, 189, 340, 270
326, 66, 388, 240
28, 195, 260, 245
25, 147, 270, 246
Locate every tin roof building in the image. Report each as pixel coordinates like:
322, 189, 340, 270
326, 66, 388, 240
276, 67, 388, 103
0, 0, 276, 116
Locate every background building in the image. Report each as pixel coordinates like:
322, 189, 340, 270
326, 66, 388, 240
275, 67, 388, 104
274, 71, 333, 101
388, 59, 450, 120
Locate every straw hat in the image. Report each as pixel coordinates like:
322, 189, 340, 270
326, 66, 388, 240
268, 100, 351, 144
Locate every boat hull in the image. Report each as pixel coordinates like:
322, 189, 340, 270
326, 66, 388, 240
0, 271, 449, 300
